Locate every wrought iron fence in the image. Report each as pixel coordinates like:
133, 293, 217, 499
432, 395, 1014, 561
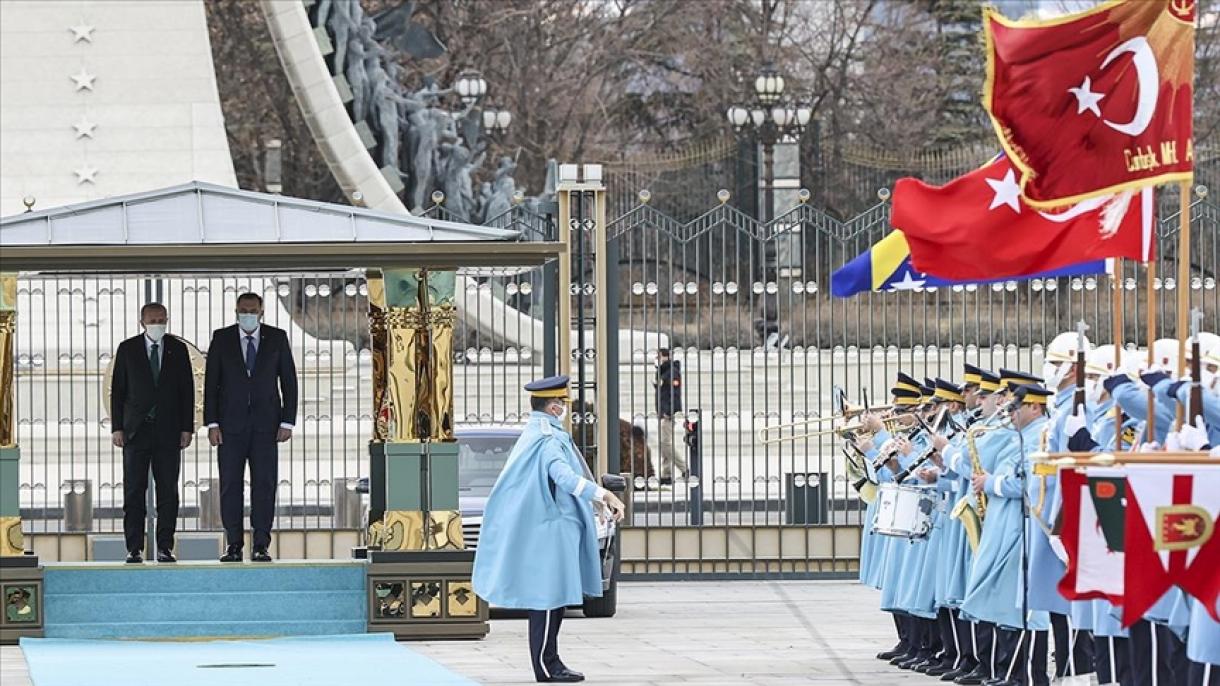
11, 187, 1219, 576
599, 188, 1218, 577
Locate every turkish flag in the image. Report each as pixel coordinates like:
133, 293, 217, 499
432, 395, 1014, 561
892, 156, 1154, 281
984, 0, 1194, 208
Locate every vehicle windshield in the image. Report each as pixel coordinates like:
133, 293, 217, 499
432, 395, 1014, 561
457, 435, 517, 497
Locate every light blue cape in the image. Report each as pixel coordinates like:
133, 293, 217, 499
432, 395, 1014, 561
472, 413, 603, 610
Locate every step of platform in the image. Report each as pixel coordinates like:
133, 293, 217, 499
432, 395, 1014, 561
43, 560, 367, 640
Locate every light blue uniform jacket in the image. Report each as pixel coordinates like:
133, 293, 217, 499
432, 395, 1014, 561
858, 428, 892, 590
472, 412, 603, 610
962, 416, 1051, 631
880, 432, 936, 617
1026, 389, 1073, 615
1112, 377, 1176, 444
938, 413, 999, 609
1172, 381, 1220, 446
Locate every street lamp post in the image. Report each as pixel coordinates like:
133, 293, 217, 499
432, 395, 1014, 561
726, 63, 811, 347
725, 63, 812, 223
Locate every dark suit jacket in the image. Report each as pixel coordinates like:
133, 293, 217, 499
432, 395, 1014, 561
203, 324, 298, 435
110, 334, 194, 441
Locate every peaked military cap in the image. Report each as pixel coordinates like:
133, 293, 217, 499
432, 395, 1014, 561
999, 368, 1043, 390
891, 387, 922, 406
934, 378, 965, 403
976, 369, 1002, 394
1013, 383, 1052, 405
962, 363, 984, 387
895, 372, 921, 393
525, 375, 570, 399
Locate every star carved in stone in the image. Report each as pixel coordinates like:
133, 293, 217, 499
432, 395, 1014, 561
985, 169, 1022, 214
74, 165, 98, 184
887, 270, 926, 292
73, 116, 96, 139
69, 23, 95, 43
70, 68, 96, 92
1068, 76, 1104, 118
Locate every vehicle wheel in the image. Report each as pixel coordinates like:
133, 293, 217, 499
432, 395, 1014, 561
582, 577, 617, 618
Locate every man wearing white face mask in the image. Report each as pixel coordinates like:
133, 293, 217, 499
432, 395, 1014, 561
110, 303, 195, 563
204, 292, 298, 563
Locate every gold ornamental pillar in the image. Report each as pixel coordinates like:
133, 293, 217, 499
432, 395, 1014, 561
0, 274, 23, 557
0, 273, 43, 645
363, 267, 463, 549
364, 268, 484, 639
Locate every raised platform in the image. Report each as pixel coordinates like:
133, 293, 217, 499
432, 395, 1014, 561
43, 560, 367, 640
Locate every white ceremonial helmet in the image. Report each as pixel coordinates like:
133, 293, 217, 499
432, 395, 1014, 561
1185, 332, 1219, 361
1085, 344, 1117, 404
1043, 331, 1091, 388
1085, 344, 1118, 377
1121, 349, 1147, 378
1151, 338, 1179, 373
1200, 340, 1220, 393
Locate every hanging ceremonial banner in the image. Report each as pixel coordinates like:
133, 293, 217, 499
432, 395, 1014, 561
1121, 464, 1220, 626
983, 0, 1195, 208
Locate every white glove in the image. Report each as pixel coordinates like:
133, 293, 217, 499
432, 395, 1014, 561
1138, 441, 1161, 453
1064, 406, 1089, 436
1175, 416, 1210, 451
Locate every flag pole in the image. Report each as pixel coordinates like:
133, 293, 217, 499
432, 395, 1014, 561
1145, 258, 1156, 438
1111, 259, 1124, 449
1032, 451, 1220, 475
1174, 180, 1192, 429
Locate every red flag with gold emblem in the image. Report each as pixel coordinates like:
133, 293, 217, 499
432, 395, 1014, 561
983, 0, 1195, 208
1120, 465, 1220, 627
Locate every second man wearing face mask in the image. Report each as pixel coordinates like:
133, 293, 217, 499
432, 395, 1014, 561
204, 292, 298, 562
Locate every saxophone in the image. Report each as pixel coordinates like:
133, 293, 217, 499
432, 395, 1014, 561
950, 423, 996, 552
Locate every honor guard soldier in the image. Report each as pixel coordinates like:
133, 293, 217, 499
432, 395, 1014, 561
472, 375, 626, 683
1036, 332, 1097, 682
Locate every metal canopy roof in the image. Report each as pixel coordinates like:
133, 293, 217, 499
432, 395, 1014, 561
0, 181, 563, 272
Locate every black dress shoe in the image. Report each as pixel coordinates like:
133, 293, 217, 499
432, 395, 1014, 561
877, 642, 909, 660
941, 661, 977, 681
251, 548, 272, 562
926, 661, 956, 677
556, 666, 584, 679
897, 655, 925, 670
220, 546, 243, 562
982, 679, 1017, 686
546, 669, 585, 683
889, 650, 916, 665
914, 658, 943, 673
156, 550, 176, 563
954, 667, 988, 685
125, 550, 143, 564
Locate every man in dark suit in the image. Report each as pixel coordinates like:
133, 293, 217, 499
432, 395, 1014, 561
653, 348, 686, 485
110, 302, 195, 563
204, 292, 298, 562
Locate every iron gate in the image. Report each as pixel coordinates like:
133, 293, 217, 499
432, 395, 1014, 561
598, 185, 1219, 579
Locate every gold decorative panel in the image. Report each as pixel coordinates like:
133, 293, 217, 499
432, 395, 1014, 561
410, 581, 442, 618
446, 581, 477, 618
0, 518, 22, 557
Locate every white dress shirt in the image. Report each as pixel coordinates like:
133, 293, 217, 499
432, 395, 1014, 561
144, 334, 164, 365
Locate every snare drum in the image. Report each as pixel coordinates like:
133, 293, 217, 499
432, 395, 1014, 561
872, 482, 936, 539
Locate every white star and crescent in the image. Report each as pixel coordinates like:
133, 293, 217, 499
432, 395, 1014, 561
70, 68, 95, 91
1067, 36, 1160, 138
985, 169, 1022, 213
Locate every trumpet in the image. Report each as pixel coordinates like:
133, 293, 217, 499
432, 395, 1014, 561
756, 410, 915, 444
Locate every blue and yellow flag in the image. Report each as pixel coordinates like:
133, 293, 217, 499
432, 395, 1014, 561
830, 231, 1105, 298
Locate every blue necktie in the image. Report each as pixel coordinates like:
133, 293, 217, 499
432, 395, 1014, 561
245, 335, 256, 376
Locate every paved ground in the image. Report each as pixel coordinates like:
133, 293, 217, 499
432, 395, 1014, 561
3, 581, 937, 685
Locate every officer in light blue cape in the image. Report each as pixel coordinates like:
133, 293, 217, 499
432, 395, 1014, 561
472, 375, 626, 684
